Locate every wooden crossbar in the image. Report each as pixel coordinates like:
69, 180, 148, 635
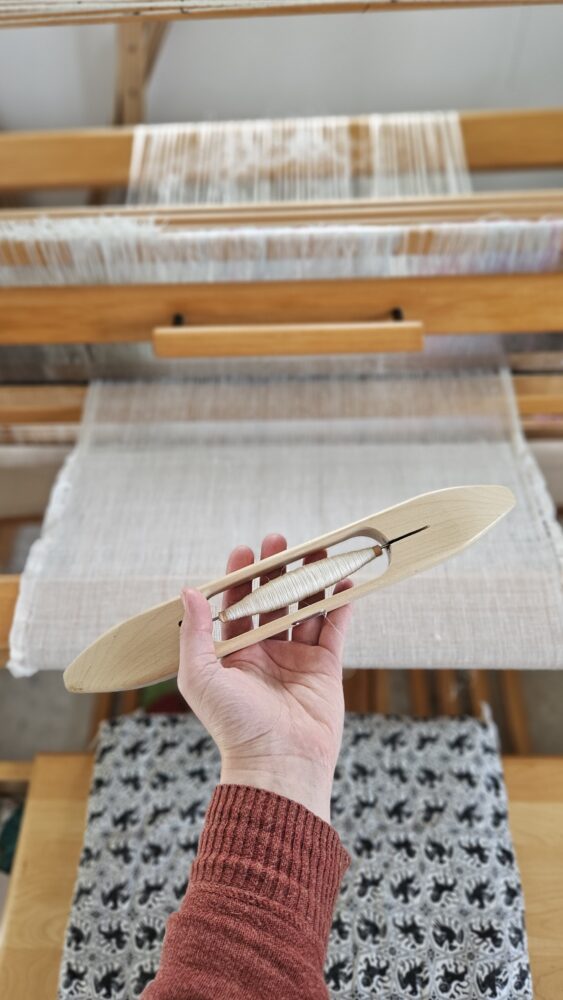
0, 274, 562, 345
515, 375, 563, 415
2, 373, 561, 424
3, 190, 562, 229
2, 0, 563, 30
0, 386, 86, 424
0, 109, 562, 193
0, 575, 19, 666
0, 760, 33, 785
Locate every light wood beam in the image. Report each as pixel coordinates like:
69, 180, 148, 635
2, 190, 562, 226
145, 23, 169, 81
0, 109, 561, 192
0, 130, 132, 192
152, 320, 424, 358
3, 0, 563, 30
114, 22, 168, 127
509, 351, 563, 373
0, 575, 19, 666
1, 371, 561, 424
513, 375, 563, 416
0, 761, 33, 785
114, 22, 147, 126
0, 386, 86, 424
0, 754, 93, 1000
0, 274, 562, 345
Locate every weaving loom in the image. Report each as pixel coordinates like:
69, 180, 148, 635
0, 13, 563, 1000
0, 107, 562, 356
6, 358, 563, 678
1, 107, 563, 685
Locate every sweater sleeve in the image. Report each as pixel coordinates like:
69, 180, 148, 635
142, 784, 350, 1000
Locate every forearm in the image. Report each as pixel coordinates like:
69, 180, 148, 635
142, 784, 349, 1000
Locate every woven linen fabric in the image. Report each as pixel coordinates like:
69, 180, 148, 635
9, 360, 563, 675
58, 712, 532, 1000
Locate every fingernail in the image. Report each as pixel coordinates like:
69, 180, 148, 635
181, 589, 190, 614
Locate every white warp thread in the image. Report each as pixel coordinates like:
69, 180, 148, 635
8, 359, 563, 675
1, 216, 561, 287
127, 113, 470, 204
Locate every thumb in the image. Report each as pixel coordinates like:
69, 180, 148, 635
179, 588, 219, 690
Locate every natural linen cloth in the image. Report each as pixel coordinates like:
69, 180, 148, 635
58, 713, 532, 999
8, 360, 563, 675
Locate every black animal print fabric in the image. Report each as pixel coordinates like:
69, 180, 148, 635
58, 713, 532, 999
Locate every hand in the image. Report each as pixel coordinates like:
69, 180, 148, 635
178, 533, 353, 823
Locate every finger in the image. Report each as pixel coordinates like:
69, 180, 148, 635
259, 533, 288, 640
178, 588, 219, 700
292, 548, 327, 646
221, 545, 255, 642
318, 579, 354, 660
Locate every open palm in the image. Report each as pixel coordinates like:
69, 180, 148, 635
178, 534, 353, 821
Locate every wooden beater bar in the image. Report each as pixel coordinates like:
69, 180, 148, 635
1, 274, 562, 345
2, 190, 562, 228
0, 109, 561, 193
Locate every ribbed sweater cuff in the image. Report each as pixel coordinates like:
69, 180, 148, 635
190, 784, 350, 942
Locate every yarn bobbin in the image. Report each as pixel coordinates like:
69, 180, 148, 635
63, 484, 515, 694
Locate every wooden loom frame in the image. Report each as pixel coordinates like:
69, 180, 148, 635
1, 105, 562, 748
2, 108, 562, 191
3, 0, 563, 30
0, 107, 563, 350
1, 363, 561, 748
0, 19, 561, 1000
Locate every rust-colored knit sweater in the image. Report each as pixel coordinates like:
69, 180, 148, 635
142, 784, 350, 999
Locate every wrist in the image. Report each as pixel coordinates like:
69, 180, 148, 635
220, 754, 334, 824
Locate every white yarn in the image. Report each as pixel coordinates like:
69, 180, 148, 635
3, 110, 561, 291
219, 544, 380, 621
8, 358, 563, 676
127, 113, 470, 204
1, 216, 561, 287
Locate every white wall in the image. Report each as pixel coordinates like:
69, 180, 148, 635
0, 6, 562, 131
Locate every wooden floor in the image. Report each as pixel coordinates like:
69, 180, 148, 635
0, 754, 561, 998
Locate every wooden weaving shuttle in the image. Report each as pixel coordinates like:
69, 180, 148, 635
63, 484, 515, 694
